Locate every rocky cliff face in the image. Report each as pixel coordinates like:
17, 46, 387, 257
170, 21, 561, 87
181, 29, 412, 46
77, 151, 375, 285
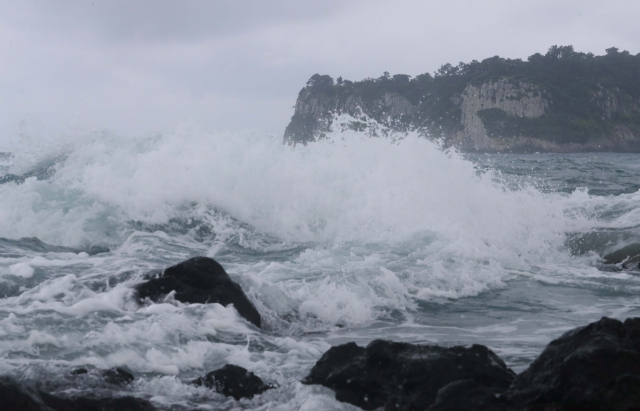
284, 48, 640, 152
453, 82, 640, 152
453, 80, 550, 151
285, 77, 640, 152
284, 89, 416, 145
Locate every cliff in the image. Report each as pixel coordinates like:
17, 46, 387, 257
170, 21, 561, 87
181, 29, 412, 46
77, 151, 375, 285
284, 46, 640, 152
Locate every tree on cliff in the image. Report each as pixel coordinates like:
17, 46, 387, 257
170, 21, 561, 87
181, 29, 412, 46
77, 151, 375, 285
286, 46, 640, 147
306, 74, 334, 88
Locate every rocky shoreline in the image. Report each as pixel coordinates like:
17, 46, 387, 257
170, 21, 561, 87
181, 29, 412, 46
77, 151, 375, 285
303, 317, 640, 410
2, 256, 640, 410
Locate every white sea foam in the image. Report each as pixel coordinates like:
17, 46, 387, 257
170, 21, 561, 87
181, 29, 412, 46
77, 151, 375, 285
8, 262, 34, 278
0, 126, 631, 319
0, 126, 562, 245
1, 126, 640, 410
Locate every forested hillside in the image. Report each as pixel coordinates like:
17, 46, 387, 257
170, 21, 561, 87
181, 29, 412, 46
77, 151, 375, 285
284, 46, 640, 152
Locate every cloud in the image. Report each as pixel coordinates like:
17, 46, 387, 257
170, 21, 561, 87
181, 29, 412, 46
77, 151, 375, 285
5, 0, 368, 44
0, 0, 637, 142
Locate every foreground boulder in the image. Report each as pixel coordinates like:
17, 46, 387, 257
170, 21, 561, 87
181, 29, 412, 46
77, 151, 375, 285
0, 377, 46, 411
302, 339, 515, 410
40, 393, 155, 411
0, 376, 155, 411
429, 379, 508, 411
507, 316, 640, 411
304, 317, 640, 411
136, 257, 261, 327
192, 364, 273, 400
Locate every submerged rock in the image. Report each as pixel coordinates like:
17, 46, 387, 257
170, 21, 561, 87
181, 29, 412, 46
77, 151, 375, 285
192, 364, 273, 400
40, 393, 155, 411
0, 376, 156, 411
507, 316, 640, 411
302, 339, 515, 411
68, 367, 133, 386
136, 257, 261, 327
102, 368, 134, 386
604, 243, 640, 268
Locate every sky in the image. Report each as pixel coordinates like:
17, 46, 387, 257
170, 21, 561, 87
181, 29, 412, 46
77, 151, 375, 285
0, 0, 638, 143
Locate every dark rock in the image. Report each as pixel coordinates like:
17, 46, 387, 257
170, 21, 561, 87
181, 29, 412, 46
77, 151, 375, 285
0, 376, 156, 411
86, 245, 110, 256
604, 243, 640, 268
40, 392, 155, 411
102, 368, 134, 386
430, 380, 509, 411
192, 364, 273, 400
598, 375, 640, 410
0, 377, 49, 411
507, 316, 640, 411
302, 339, 516, 411
136, 257, 261, 328
69, 368, 87, 375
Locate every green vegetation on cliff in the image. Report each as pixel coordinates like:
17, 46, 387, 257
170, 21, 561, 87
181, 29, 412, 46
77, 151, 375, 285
285, 46, 640, 150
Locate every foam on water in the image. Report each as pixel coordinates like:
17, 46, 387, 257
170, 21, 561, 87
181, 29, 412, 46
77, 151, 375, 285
1, 126, 640, 409
2, 128, 575, 278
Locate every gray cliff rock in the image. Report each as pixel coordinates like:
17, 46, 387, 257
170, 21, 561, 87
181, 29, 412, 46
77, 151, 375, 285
284, 47, 640, 152
456, 80, 548, 149
284, 87, 415, 145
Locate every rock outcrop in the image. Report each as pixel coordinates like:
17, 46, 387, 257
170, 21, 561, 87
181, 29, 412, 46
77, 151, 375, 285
507, 316, 640, 410
284, 46, 640, 152
302, 339, 515, 410
192, 364, 273, 400
285, 87, 416, 144
303, 316, 640, 411
136, 257, 261, 328
102, 368, 135, 386
604, 243, 640, 268
454, 80, 550, 151
0, 376, 156, 411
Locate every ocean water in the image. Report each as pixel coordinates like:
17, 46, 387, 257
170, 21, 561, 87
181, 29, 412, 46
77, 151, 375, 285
0, 128, 639, 410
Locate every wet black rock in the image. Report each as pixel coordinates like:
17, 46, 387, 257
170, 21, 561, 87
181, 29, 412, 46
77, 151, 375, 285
429, 379, 509, 411
0, 376, 156, 411
303, 317, 640, 411
69, 368, 87, 375
136, 257, 261, 327
507, 316, 640, 411
604, 243, 640, 268
102, 368, 134, 386
302, 339, 515, 411
0, 377, 47, 411
85, 245, 111, 256
40, 393, 155, 411
192, 364, 273, 400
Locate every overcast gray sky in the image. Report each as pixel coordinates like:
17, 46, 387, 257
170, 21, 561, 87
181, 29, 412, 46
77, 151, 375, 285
0, 0, 638, 142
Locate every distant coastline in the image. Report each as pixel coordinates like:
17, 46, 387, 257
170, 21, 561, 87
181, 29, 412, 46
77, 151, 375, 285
284, 46, 640, 153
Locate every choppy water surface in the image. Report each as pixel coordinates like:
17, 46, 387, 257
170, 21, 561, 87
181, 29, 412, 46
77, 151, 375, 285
1, 130, 639, 409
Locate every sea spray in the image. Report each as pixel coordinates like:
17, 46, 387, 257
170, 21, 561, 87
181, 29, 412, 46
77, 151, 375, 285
0, 125, 639, 409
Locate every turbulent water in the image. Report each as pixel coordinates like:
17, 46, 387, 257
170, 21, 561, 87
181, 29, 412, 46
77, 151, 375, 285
1, 128, 639, 410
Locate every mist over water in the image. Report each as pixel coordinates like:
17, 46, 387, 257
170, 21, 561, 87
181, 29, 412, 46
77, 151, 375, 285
1, 126, 640, 409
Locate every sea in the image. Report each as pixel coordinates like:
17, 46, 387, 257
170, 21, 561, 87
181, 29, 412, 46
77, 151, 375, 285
0, 127, 639, 410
